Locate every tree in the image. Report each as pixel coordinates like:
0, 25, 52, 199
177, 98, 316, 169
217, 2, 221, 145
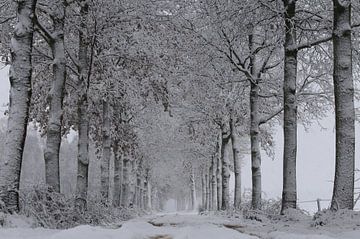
34, 0, 67, 193
330, 0, 355, 211
0, 0, 37, 213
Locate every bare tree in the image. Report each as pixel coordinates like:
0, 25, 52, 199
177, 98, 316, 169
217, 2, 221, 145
0, 0, 37, 213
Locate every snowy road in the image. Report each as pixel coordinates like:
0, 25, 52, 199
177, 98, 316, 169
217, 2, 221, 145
1, 212, 360, 239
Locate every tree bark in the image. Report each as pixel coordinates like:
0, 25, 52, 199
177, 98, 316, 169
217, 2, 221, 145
201, 172, 205, 208
281, 0, 298, 213
122, 157, 130, 207
44, 2, 66, 193
211, 156, 217, 210
248, 21, 263, 210
113, 142, 122, 207
190, 169, 196, 211
205, 173, 209, 210
330, 0, 355, 211
230, 114, 242, 209
221, 126, 231, 210
0, 0, 37, 213
100, 99, 111, 201
216, 141, 222, 210
76, 0, 90, 211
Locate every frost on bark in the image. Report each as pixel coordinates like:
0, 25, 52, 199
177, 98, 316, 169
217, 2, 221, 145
76, 0, 90, 211
281, 0, 298, 213
43, 1, 66, 193
330, 0, 355, 211
0, 0, 37, 213
230, 114, 241, 209
100, 99, 111, 201
221, 125, 231, 210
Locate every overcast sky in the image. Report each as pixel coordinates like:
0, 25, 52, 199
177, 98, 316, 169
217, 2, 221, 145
0, 65, 359, 213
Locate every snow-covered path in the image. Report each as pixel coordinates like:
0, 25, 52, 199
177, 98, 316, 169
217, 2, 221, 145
1, 212, 360, 239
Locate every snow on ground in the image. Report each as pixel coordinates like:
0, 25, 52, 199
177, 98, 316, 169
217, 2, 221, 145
1, 211, 360, 239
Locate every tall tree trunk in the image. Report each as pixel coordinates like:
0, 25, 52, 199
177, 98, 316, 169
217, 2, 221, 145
0, 0, 37, 213
100, 99, 111, 201
75, 0, 90, 211
201, 172, 206, 208
44, 2, 66, 193
205, 173, 209, 210
122, 157, 130, 207
221, 126, 231, 210
281, 0, 298, 213
331, 0, 355, 211
113, 142, 122, 207
249, 22, 263, 210
216, 144, 222, 210
230, 114, 242, 209
145, 170, 151, 210
211, 156, 217, 210
190, 169, 196, 211
208, 165, 212, 210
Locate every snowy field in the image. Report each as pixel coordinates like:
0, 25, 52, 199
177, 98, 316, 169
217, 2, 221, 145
1, 212, 360, 239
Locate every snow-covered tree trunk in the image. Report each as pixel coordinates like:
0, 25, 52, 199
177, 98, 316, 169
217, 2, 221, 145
100, 99, 111, 201
230, 115, 242, 209
190, 169, 196, 211
201, 172, 206, 208
208, 165, 212, 210
211, 156, 217, 210
216, 145, 222, 210
221, 126, 231, 210
205, 173, 209, 210
113, 143, 122, 207
44, 2, 66, 193
122, 157, 130, 207
248, 22, 263, 210
281, 0, 298, 213
0, 0, 37, 213
75, 0, 90, 211
330, 0, 355, 211
145, 172, 152, 210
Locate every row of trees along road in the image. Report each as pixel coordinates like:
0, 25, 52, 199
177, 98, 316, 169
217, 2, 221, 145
0, 0, 359, 216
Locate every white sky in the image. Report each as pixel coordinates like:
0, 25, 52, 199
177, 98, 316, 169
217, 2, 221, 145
0, 65, 359, 213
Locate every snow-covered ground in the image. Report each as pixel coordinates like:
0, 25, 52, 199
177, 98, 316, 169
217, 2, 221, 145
1, 211, 360, 239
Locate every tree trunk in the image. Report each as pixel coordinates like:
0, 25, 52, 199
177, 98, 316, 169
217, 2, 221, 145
100, 99, 111, 201
113, 143, 122, 207
216, 144, 222, 210
122, 157, 130, 207
208, 165, 212, 210
281, 0, 298, 213
211, 156, 217, 210
230, 114, 242, 209
221, 126, 231, 210
201, 172, 206, 208
44, 2, 66, 193
205, 173, 209, 210
331, 0, 355, 211
248, 22, 263, 210
75, 0, 90, 211
0, 0, 37, 213
190, 169, 196, 211
145, 172, 152, 210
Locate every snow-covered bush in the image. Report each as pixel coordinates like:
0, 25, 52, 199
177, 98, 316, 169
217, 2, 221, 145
312, 209, 360, 229
19, 186, 139, 229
